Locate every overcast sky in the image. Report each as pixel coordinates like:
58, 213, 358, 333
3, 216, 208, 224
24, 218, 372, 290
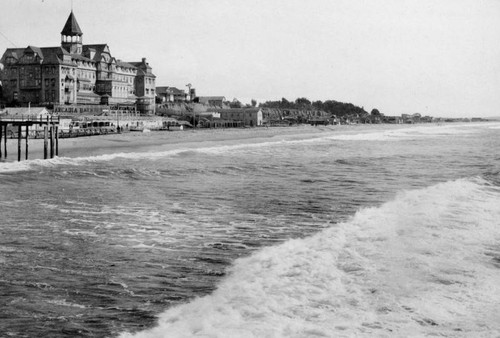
1, 0, 499, 117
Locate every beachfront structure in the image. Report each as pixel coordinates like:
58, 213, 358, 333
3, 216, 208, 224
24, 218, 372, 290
1, 107, 50, 119
156, 86, 188, 103
0, 11, 156, 115
156, 86, 196, 103
62, 115, 172, 132
401, 113, 423, 124
1, 106, 57, 133
217, 108, 263, 127
197, 96, 226, 107
382, 115, 403, 124
0, 107, 54, 136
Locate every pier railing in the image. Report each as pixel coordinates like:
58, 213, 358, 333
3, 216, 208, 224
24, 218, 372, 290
0, 115, 60, 123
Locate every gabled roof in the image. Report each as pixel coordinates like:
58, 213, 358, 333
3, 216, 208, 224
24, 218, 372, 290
169, 87, 185, 95
1, 48, 25, 63
40, 47, 70, 65
1, 46, 72, 65
41, 46, 70, 56
26, 46, 43, 57
128, 58, 155, 77
156, 86, 185, 95
156, 86, 170, 94
61, 11, 83, 36
82, 44, 109, 61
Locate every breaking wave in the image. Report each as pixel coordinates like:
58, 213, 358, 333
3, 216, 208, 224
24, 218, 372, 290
121, 176, 500, 338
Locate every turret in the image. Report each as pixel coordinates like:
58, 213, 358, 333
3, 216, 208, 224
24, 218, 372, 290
61, 11, 83, 54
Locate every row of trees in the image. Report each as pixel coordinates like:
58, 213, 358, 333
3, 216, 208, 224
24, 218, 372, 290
224, 98, 257, 108
202, 96, 382, 118
258, 97, 376, 117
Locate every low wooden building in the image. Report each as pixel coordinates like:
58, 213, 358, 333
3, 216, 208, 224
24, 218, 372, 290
217, 108, 263, 127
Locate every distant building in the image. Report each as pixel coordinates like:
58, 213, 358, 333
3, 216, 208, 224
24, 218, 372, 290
197, 96, 226, 107
156, 86, 188, 103
0, 11, 156, 114
217, 108, 263, 127
382, 115, 402, 124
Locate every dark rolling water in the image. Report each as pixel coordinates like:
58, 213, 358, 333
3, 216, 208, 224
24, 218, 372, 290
1, 123, 500, 337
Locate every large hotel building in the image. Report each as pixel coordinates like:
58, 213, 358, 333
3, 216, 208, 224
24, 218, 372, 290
0, 11, 156, 114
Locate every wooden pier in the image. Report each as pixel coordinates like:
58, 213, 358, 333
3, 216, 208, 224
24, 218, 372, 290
0, 115, 60, 161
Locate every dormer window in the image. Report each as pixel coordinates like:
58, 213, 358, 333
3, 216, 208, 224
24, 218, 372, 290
23, 54, 34, 63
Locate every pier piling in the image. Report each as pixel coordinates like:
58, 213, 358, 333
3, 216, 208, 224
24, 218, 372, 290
55, 126, 59, 156
44, 126, 48, 160
3, 124, 7, 159
17, 125, 22, 162
50, 125, 53, 158
25, 125, 29, 160
0, 115, 60, 161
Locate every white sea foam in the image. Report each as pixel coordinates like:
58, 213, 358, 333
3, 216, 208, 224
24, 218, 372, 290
326, 123, 486, 141
46, 299, 87, 309
120, 177, 500, 338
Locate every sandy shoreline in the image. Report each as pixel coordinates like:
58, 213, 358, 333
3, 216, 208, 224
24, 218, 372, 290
1, 124, 404, 161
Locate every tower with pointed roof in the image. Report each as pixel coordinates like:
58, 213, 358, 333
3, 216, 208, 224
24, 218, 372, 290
61, 11, 83, 54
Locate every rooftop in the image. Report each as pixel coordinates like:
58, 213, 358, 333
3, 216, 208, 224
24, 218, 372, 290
61, 11, 83, 36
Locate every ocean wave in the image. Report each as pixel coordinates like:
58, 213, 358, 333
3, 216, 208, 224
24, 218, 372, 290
0, 123, 496, 174
120, 177, 500, 337
0, 138, 319, 174
0, 149, 189, 174
326, 124, 485, 141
